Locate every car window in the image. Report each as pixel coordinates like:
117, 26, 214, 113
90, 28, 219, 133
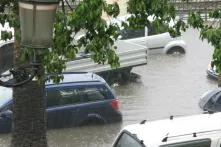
214, 91, 221, 105
160, 139, 211, 147
46, 90, 61, 107
120, 28, 145, 40
2, 102, 12, 111
46, 88, 82, 107
216, 96, 221, 105
79, 86, 109, 102
147, 24, 168, 36
59, 88, 82, 105
114, 132, 144, 147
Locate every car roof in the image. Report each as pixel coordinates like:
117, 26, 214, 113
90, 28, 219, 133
202, 88, 221, 101
123, 112, 221, 146
46, 72, 106, 85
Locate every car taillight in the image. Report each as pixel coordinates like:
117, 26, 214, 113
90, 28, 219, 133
110, 99, 120, 111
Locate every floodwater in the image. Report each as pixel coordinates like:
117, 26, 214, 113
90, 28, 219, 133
0, 28, 217, 146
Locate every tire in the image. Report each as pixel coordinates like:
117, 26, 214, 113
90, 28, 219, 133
167, 46, 185, 54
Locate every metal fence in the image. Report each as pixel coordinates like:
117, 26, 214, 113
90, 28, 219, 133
170, 0, 221, 20
58, 0, 83, 12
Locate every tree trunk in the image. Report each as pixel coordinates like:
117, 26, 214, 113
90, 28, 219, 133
11, 80, 47, 147
11, 29, 48, 146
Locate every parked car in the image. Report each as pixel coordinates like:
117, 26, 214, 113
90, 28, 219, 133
110, 15, 187, 54
0, 72, 122, 133
112, 112, 221, 147
124, 32, 186, 54
199, 88, 221, 112
207, 61, 218, 80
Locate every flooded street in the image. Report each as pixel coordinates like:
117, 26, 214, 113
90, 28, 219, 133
0, 28, 217, 147
47, 28, 217, 146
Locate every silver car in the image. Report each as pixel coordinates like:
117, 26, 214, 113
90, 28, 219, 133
199, 88, 221, 112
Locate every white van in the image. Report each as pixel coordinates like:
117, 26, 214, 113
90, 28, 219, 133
113, 112, 221, 147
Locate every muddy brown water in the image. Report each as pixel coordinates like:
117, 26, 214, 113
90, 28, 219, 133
0, 28, 217, 147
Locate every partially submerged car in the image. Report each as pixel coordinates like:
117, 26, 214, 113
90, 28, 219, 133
109, 15, 187, 54
207, 61, 218, 80
199, 88, 221, 112
113, 112, 221, 147
0, 72, 122, 133
123, 32, 186, 54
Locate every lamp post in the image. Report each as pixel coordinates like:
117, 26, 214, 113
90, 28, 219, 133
19, 0, 60, 49
0, 0, 59, 87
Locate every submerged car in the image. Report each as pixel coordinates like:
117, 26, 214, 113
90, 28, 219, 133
0, 72, 122, 133
113, 112, 221, 147
207, 61, 218, 80
109, 15, 187, 54
199, 88, 221, 112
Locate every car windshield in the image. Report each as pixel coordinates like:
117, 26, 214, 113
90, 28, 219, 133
114, 132, 144, 147
0, 87, 12, 108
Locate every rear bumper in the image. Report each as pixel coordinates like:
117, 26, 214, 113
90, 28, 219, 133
107, 111, 123, 124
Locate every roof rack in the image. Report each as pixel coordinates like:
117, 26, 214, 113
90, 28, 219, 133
62, 72, 88, 74
140, 120, 147, 124
162, 129, 221, 142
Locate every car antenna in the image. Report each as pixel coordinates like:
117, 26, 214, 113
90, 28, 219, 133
140, 120, 147, 124
170, 115, 174, 120
162, 133, 169, 142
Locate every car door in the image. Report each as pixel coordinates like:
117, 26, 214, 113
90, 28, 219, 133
46, 88, 62, 129
46, 85, 82, 128
77, 85, 111, 124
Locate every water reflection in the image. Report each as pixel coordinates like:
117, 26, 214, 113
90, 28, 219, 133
47, 123, 122, 147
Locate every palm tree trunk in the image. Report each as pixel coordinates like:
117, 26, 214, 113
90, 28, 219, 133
11, 29, 47, 147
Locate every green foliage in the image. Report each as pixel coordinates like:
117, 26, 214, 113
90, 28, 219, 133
187, 12, 204, 29
1, 30, 12, 40
209, 9, 221, 19
127, 0, 187, 37
43, 0, 121, 83
188, 9, 221, 76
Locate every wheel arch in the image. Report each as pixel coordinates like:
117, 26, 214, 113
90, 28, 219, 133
164, 40, 186, 54
79, 113, 107, 126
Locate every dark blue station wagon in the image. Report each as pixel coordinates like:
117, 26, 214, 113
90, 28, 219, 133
0, 72, 122, 133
